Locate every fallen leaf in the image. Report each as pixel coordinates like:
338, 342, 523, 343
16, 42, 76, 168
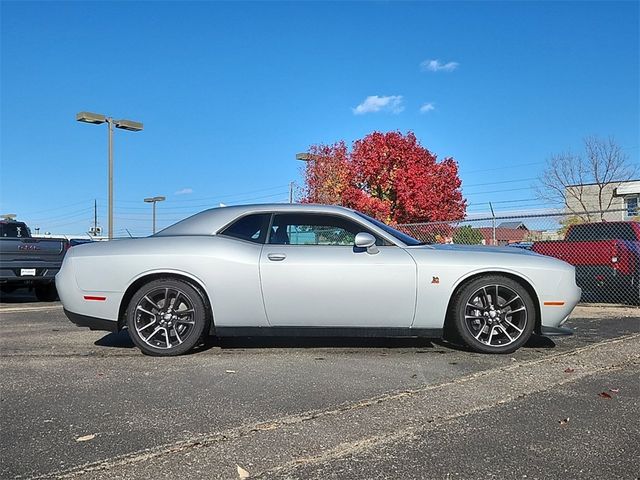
598, 392, 612, 399
225, 370, 236, 374
75, 434, 96, 442
609, 388, 619, 393
237, 464, 250, 479
559, 417, 570, 426
564, 368, 575, 373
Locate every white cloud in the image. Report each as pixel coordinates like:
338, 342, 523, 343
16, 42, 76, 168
420, 59, 459, 72
175, 188, 193, 195
352, 95, 404, 115
420, 102, 435, 113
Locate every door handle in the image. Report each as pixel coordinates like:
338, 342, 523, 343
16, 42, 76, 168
267, 253, 287, 261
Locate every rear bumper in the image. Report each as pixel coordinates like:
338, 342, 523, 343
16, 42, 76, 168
64, 308, 118, 332
0, 265, 60, 284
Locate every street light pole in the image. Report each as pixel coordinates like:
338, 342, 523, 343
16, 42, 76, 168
144, 196, 166, 234
77, 111, 143, 240
107, 118, 114, 241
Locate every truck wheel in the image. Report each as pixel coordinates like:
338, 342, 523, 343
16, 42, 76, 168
450, 275, 536, 354
35, 284, 58, 302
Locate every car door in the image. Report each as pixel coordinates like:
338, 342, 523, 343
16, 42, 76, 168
259, 212, 417, 327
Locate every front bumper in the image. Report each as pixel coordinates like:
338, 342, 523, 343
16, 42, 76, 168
64, 309, 118, 332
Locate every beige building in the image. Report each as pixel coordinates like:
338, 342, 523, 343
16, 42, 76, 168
565, 179, 640, 221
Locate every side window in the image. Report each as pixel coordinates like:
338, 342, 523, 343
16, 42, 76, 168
219, 214, 270, 244
269, 213, 383, 246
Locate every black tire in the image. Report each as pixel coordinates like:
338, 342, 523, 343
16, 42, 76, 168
450, 275, 536, 354
126, 278, 208, 356
34, 284, 58, 302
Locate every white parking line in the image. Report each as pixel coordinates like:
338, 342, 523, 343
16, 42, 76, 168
0, 305, 63, 314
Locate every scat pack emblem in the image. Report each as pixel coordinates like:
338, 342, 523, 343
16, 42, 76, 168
431, 276, 440, 284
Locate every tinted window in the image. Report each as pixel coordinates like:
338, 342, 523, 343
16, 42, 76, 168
0, 222, 30, 238
269, 213, 383, 246
566, 223, 637, 242
220, 214, 270, 244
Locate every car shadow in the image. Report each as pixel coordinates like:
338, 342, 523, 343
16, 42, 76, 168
94, 331, 555, 353
207, 336, 437, 350
0, 290, 44, 304
94, 330, 135, 348
94, 330, 438, 351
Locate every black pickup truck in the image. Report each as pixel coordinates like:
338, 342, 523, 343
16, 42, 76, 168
0, 219, 71, 301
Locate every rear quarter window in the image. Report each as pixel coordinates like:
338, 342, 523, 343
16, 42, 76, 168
219, 214, 271, 244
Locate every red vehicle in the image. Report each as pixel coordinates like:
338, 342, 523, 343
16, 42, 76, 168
532, 221, 640, 304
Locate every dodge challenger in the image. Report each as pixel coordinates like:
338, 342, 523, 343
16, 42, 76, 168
56, 204, 581, 356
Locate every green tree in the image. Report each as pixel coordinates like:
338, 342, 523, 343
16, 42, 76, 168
452, 225, 483, 245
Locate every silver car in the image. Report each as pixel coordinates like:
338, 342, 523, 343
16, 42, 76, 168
56, 204, 581, 356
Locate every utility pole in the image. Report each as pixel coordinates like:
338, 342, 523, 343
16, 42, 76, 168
489, 202, 496, 246
94, 199, 98, 234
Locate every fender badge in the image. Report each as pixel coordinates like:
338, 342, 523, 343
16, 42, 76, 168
431, 276, 440, 284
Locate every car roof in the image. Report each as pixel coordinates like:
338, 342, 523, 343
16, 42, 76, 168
154, 203, 360, 237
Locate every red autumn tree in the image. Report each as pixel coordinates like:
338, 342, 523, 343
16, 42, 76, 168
300, 141, 350, 205
301, 131, 466, 224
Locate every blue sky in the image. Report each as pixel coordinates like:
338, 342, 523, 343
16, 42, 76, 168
1, 1, 638, 236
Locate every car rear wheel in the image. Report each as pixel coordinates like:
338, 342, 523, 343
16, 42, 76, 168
34, 283, 58, 302
126, 278, 208, 356
450, 275, 535, 354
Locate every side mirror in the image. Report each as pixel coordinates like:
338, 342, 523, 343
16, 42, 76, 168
354, 232, 379, 254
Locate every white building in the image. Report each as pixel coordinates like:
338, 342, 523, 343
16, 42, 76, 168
565, 179, 639, 221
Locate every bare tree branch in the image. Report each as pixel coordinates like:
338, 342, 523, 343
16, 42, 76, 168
536, 136, 636, 222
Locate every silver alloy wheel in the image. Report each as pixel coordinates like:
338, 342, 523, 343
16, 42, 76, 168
464, 284, 528, 348
133, 286, 196, 350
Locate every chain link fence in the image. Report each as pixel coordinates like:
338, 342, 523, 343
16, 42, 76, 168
397, 209, 640, 306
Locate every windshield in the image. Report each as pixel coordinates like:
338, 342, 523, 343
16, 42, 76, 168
355, 212, 422, 246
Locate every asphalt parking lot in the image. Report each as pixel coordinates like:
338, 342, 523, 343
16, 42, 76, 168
0, 292, 638, 479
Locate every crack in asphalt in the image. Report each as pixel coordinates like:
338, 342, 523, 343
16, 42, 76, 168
33, 332, 640, 480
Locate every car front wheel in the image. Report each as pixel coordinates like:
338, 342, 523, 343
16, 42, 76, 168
451, 275, 536, 354
126, 278, 208, 356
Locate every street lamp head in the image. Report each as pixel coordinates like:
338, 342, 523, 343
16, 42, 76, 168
76, 111, 106, 124
115, 119, 143, 132
144, 196, 166, 203
295, 152, 313, 162
153, 196, 166, 202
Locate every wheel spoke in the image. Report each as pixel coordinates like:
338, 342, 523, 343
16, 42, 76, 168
172, 291, 182, 310
164, 288, 169, 308
163, 327, 171, 348
509, 306, 526, 314
482, 287, 492, 308
176, 318, 195, 325
145, 326, 162, 343
138, 319, 157, 331
495, 285, 500, 307
504, 319, 523, 333
474, 322, 487, 339
136, 306, 156, 317
143, 295, 160, 310
502, 295, 521, 308
487, 325, 497, 344
173, 326, 183, 344
500, 325, 513, 341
